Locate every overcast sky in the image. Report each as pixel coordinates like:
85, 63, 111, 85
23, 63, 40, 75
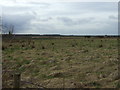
0, 0, 118, 35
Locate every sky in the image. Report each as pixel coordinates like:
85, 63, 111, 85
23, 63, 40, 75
0, 0, 118, 35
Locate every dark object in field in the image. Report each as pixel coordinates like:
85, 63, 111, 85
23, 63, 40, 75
20, 51, 24, 54
49, 72, 63, 77
9, 44, 12, 47
83, 50, 88, 53
32, 41, 35, 45
31, 45, 35, 49
72, 44, 75, 47
70, 82, 84, 88
21, 45, 25, 47
51, 43, 54, 45
2, 46, 5, 50
2, 46, 7, 50
85, 36, 91, 38
42, 46, 45, 49
75, 43, 78, 45
99, 45, 103, 48
37, 53, 40, 55
8, 56, 11, 58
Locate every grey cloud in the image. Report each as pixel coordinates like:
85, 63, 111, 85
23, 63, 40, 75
57, 17, 95, 26
2, 2, 118, 35
31, 11, 39, 16
3, 14, 35, 33
109, 15, 117, 20
57, 17, 73, 25
57, 17, 72, 22
40, 17, 52, 22
77, 17, 95, 24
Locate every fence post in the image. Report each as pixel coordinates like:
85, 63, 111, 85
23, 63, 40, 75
14, 73, 21, 88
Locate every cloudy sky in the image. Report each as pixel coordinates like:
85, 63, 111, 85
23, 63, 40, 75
0, 0, 118, 35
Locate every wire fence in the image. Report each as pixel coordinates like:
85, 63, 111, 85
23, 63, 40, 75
2, 70, 48, 88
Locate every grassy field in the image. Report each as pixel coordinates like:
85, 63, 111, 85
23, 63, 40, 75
2, 36, 119, 88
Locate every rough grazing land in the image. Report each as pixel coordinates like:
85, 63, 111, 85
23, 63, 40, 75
2, 36, 119, 88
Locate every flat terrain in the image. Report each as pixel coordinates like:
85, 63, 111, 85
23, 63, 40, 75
2, 36, 119, 88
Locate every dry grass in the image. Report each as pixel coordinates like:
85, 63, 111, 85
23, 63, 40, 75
2, 36, 119, 88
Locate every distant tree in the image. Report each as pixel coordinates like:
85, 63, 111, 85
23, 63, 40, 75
2, 23, 14, 35
0, 16, 14, 35
8, 24, 14, 35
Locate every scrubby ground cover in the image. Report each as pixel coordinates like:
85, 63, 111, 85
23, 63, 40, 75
2, 36, 119, 88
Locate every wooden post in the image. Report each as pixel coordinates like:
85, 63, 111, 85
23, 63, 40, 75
63, 77, 65, 89
14, 73, 21, 88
